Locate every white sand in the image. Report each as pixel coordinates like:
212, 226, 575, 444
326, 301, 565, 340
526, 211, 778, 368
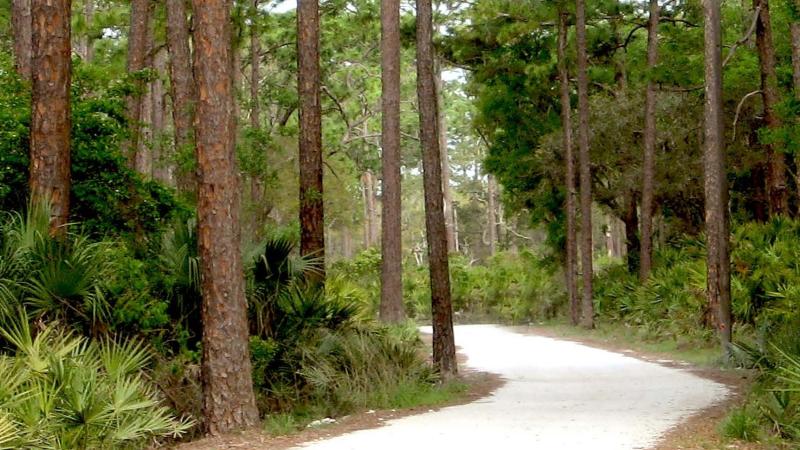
294, 324, 729, 450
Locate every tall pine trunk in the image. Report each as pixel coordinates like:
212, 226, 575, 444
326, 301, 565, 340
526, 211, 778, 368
754, 0, 788, 216
557, 9, 579, 326
702, 0, 733, 355
379, 0, 405, 323
11, 0, 32, 80
417, 0, 457, 378
487, 174, 498, 257
30, 0, 71, 234
435, 58, 458, 253
297, 0, 326, 279
77, 0, 94, 62
250, 0, 260, 130
126, 0, 154, 169
640, 0, 660, 281
576, 0, 594, 329
166, 0, 197, 193
191, 0, 259, 434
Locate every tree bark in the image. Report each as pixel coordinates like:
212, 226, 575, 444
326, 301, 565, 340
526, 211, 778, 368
126, 0, 154, 170
77, 0, 94, 63
791, 16, 800, 206
297, 0, 326, 279
12, 0, 32, 80
640, 0, 660, 281
166, 0, 197, 193
191, 0, 259, 434
435, 58, 458, 254
152, 48, 173, 185
702, 0, 733, 356
576, 0, 594, 329
30, 0, 71, 234
250, 0, 260, 130
558, 10, 579, 326
417, 0, 457, 378
487, 174, 498, 257
623, 191, 641, 274
380, 0, 405, 323
754, 0, 788, 216
361, 170, 378, 247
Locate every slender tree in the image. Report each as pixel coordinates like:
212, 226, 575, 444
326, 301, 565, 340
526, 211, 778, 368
640, 0, 661, 281
702, 0, 733, 354
11, 0, 32, 80
250, 0, 261, 130
297, 0, 326, 279
30, 0, 72, 234
417, 0, 457, 377
791, 5, 800, 203
754, 0, 788, 216
487, 174, 498, 256
380, 0, 405, 323
191, 0, 259, 434
557, 9, 579, 325
126, 0, 154, 169
77, 0, 95, 63
435, 58, 458, 253
576, 0, 594, 329
166, 0, 197, 192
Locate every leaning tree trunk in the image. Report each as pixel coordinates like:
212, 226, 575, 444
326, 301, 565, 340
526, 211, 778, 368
417, 0, 457, 378
640, 0, 660, 281
576, 0, 594, 329
754, 0, 788, 216
166, 0, 197, 194
11, 0, 32, 80
297, 0, 326, 280
191, 0, 259, 435
379, 0, 405, 323
30, 0, 71, 234
126, 0, 154, 170
557, 9, 579, 326
702, 0, 733, 356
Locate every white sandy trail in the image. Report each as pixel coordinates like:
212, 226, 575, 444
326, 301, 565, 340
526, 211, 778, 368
294, 324, 729, 450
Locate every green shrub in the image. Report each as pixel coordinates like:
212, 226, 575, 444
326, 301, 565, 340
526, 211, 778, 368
0, 313, 192, 449
721, 406, 762, 442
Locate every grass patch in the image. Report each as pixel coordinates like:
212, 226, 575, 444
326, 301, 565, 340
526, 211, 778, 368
720, 407, 762, 442
529, 319, 723, 367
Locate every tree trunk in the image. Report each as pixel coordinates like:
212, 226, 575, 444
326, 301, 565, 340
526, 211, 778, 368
623, 191, 641, 274
702, 0, 733, 356
77, 0, 94, 62
754, 0, 788, 216
435, 58, 458, 253
380, 0, 405, 323
791, 18, 800, 207
558, 10, 579, 326
361, 170, 378, 248
417, 0, 457, 378
250, 0, 260, 130
166, 0, 197, 193
576, 0, 594, 329
191, 0, 259, 434
487, 174, 498, 257
640, 0, 660, 281
152, 48, 172, 185
30, 0, 71, 234
297, 0, 325, 279
126, 0, 154, 170
11, 0, 32, 80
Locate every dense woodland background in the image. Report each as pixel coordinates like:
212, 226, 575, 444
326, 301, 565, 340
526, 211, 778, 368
1, 0, 800, 447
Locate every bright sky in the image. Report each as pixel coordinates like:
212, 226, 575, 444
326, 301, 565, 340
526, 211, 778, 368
268, 0, 297, 13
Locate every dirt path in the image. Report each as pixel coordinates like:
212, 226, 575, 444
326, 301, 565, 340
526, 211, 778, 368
293, 324, 730, 450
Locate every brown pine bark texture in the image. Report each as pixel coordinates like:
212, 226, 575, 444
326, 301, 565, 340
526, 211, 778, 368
30, 0, 72, 233
557, 10, 579, 326
435, 58, 458, 253
297, 0, 326, 275
191, 0, 259, 434
12, 0, 32, 79
251, 0, 261, 130
576, 0, 594, 329
166, 0, 197, 192
703, 0, 733, 352
640, 0, 660, 281
417, 0, 457, 378
126, 0, 153, 169
754, 0, 788, 216
380, 0, 405, 323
